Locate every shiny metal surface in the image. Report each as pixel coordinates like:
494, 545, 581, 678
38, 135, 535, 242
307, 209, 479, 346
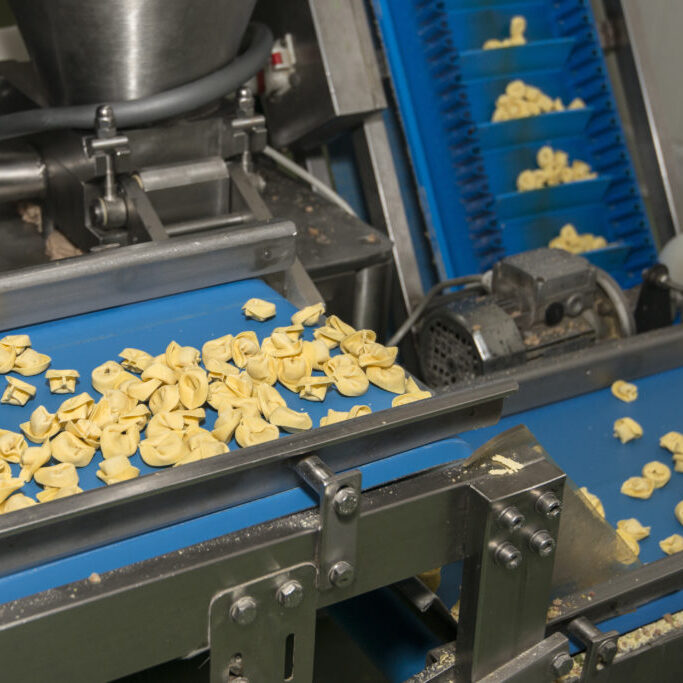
10, 0, 257, 106
0, 143, 45, 201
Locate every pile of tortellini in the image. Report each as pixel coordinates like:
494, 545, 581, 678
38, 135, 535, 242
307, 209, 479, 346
516, 145, 597, 192
548, 224, 607, 254
482, 15, 527, 50
0, 299, 431, 513
491, 79, 585, 123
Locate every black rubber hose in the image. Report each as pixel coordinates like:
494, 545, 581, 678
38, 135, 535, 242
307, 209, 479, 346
0, 23, 273, 141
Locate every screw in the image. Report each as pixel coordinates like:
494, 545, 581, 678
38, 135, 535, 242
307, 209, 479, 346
329, 561, 355, 588
565, 293, 583, 317
551, 652, 573, 677
229, 596, 257, 625
90, 200, 106, 226
493, 541, 523, 570
277, 580, 304, 609
333, 487, 359, 517
529, 530, 556, 558
498, 506, 525, 531
598, 639, 617, 664
536, 491, 562, 519
95, 104, 116, 138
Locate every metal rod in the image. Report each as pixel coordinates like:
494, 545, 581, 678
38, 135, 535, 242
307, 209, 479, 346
165, 212, 254, 236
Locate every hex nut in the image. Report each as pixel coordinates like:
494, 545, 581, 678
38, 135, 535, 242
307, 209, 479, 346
333, 487, 359, 517
230, 596, 257, 625
277, 580, 304, 609
329, 561, 355, 588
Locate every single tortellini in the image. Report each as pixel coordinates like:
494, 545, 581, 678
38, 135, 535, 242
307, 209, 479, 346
0, 345, 15, 373
320, 409, 350, 427
139, 432, 189, 467
675, 501, 683, 526
0, 478, 25, 504
177, 367, 209, 409
204, 358, 240, 382
207, 381, 234, 412
100, 423, 140, 459
96, 455, 140, 485
149, 385, 181, 414
256, 384, 287, 420
65, 419, 102, 448
51, 431, 96, 467
37, 485, 83, 502
242, 298, 276, 321
211, 407, 242, 443
0, 429, 28, 463
358, 342, 397, 369
103, 389, 138, 421
348, 405, 371, 418
300, 340, 330, 371
1, 493, 37, 514
0, 334, 31, 354
616, 529, 640, 559
91, 361, 126, 394
13, 348, 51, 376
272, 324, 304, 341
89, 398, 116, 429
118, 348, 154, 373
659, 534, 683, 555
246, 352, 278, 385
366, 365, 406, 394
617, 518, 651, 541
1, 376, 37, 406
19, 441, 51, 482
341, 330, 377, 357
660, 431, 683, 455
182, 429, 229, 461
611, 380, 638, 403
579, 486, 605, 518
123, 377, 162, 402
298, 375, 333, 402
269, 406, 312, 433
176, 408, 206, 431
34, 462, 79, 489
613, 417, 643, 444
233, 397, 260, 418
45, 369, 79, 394
261, 332, 303, 358
235, 414, 279, 448
392, 390, 432, 407
225, 373, 255, 402
0, 460, 11, 478
278, 356, 312, 393
165, 341, 200, 372
621, 476, 654, 500
291, 302, 325, 327
314, 315, 355, 349
232, 331, 260, 368
146, 411, 185, 440
323, 354, 369, 397
57, 392, 95, 423
141, 361, 177, 385
202, 334, 233, 364
642, 461, 671, 489
672, 454, 683, 473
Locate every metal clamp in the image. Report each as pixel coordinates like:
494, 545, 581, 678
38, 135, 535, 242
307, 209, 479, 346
209, 563, 317, 683
294, 455, 361, 591
568, 616, 619, 681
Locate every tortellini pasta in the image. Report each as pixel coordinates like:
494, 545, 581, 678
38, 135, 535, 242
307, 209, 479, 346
616, 528, 640, 559
100, 423, 140, 459
357, 342, 397, 369
37, 485, 82, 502
319, 405, 371, 427
177, 367, 209, 409
182, 429, 229, 462
65, 419, 102, 448
676, 501, 683, 526
57, 392, 95, 423
141, 362, 177, 385
204, 358, 239, 382
261, 332, 302, 358
613, 417, 643, 444
0, 335, 31, 354
516, 146, 596, 192
483, 15, 527, 50
146, 411, 185, 440
277, 355, 312, 394
300, 340, 330, 371
232, 331, 260, 368
549, 224, 607, 255
366, 365, 406, 394
51, 431, 96, 467
291, 302, 325, 327
341, 330, 377, 357
103, 389, 137, 420
139, 432, 188, 467
392, 390, 432, 407
13, 348, 51, 376
1, 493, 37, 513
245, 352, 278, 385
34, 462, 79, 489
18, 441, 51, 482
235, 415, 279, 448
0, 345, 15, 374
660, 431, 683, 455
96, 455, 140, 485
298, 375, 333, 402
89, 398, 116, 429
323, 354, 368, 397
620, 476, 654, 500
0, 429, 27, 463
256, 384, 287, 420
268, 406, 312, 433
165, 341, 200, 372
642, 461, 671, 489
492, 81, 585, 122
201, 334, 233, 364
579, 486, 605, 518
242, 298, 276, 321
611, 380, 638, 403
91, 361, 126, 393
123, 377, 162, 402
149, 385, 180, 414
617, 518, 650, 541
0, 478, 25, 504
211, 407, 242, 443
45, 369, 80, 394
659, 534, 683, 555
118, 348, 154, 373
1, 376, 37, 406
272, 324, 304, 341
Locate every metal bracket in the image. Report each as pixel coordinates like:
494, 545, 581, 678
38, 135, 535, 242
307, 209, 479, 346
209, 562, 317, 683
568, 616, 619, 682
294, 455, 362, 591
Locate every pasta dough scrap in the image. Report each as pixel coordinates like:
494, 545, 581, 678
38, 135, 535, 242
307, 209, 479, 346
51, 431, 96, 467
212, 407, 242, 443
57, 392, 95, 423
65, 419, 101, 448
204, 358, 240, 382
278, 356, 312, 393
621, 476, 654, 500
298, 375, 333, 402
34, 462, 78, 488
202, 334, 234, 364
579, 486, 605, 518
139, 432, 189, 467
165, 341, 200, 372
1, 493, 37, 513
614, 417, 643, 444
0, 345, 15, 373
242, 298, 276, 321
366, 365, 406, 394
675, 501, 683, 526
1, 376, 36, 406
300, 340, 330, 371
96, 455, 140, 485
232, 331, 260, 368
660, 431, 683, 455
642, 461, 671, 488
341, 330, 377, 357
118, 348, 154, 373
91, 361, 126, 393
617, 518, 651, 541
245, 352, 278, 385
291, 302, 325, 326
149, 385, 180, 415
141, 362, 177, 385
392, 390, 432, 407
659, 534, 683, 555
100, 423, 140, 459
268, 406, 313, 433
323, 354, 369, 397
19, 441, 51, 482
177, 366, 209, 409
45, 369, 79, 394
13, 348, 51, 376
0, 478, 25, 504
256, 384, 287, 420
611, 380, 638, 403
235, 414, 280, 448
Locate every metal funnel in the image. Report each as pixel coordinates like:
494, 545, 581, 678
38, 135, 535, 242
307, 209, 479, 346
9, 0, 257, 106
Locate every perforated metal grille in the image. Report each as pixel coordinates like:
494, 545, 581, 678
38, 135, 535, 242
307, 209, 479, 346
422, 316, 481, 388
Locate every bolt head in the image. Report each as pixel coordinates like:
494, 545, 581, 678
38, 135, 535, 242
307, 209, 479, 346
333, 487, 359, 517
329, 561, 355, 588
529, 530, 556, 558
536, 491, 562, 519
494, 541, 523, 570
277, 580, 304, 609
598, 639, 617, 664
551, 652, 573, 677
230, 596, 257, 625
498, 506, 525, 531
90, 200, 105, 226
